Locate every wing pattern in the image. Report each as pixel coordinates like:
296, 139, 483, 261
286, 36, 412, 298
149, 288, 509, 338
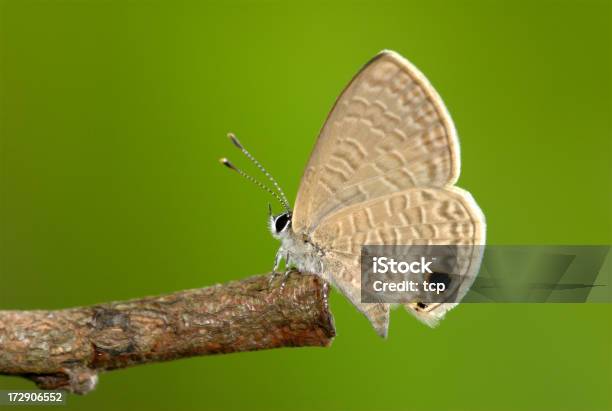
293, 51, 461, 233
291, 51, 486, 334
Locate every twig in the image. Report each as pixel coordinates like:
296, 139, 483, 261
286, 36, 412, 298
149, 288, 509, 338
0, 273, 335, 394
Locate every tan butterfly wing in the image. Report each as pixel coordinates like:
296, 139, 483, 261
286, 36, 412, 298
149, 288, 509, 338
317, 251, 390, 337
293, 50, 461, 234
311, 187, 485, 329
292, 50, 486, 333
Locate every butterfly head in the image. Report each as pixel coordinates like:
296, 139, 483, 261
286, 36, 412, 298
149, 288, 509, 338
269, 208, 292, 239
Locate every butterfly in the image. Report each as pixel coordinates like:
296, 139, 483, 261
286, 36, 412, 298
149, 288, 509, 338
221, 50, 486, 337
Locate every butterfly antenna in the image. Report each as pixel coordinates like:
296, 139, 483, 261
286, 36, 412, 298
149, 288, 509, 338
219, 158, 290, 211
227, 133, 291, 210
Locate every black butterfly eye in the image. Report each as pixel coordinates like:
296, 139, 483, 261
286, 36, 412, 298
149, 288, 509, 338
274, 213, 290, 233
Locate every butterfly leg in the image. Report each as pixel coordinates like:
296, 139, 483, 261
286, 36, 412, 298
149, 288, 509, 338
269, 249, 299, 289
268, 247, 284, 287
281, 252, 299, 291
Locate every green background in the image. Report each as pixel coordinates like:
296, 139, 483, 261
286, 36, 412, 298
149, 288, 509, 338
1, 1, 610, 410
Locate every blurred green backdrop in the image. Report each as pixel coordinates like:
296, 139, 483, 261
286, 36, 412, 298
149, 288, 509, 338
1, 1, 610, 410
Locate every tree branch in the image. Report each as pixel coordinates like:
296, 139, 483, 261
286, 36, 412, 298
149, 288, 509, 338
0, 273, 335, 394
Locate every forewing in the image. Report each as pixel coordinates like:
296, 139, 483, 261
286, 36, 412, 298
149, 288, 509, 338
293, 50, 460, 233
312, 187, 486, 327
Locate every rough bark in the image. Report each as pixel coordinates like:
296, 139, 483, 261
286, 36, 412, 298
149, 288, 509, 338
0, 273, 335, 394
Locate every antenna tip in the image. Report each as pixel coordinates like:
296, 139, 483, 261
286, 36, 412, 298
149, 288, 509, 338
227, 133, 243, 149
219, 157, 238, 171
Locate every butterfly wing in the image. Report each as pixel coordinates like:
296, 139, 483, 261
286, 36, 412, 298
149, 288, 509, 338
317, 251, 390, 338
312, 187, 485, 328
293, 50, 461, 234
292, 50, 486, 332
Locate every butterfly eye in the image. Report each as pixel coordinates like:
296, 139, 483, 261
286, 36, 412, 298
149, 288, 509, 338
274, 213, 290, 233
426, 272, 452, 292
